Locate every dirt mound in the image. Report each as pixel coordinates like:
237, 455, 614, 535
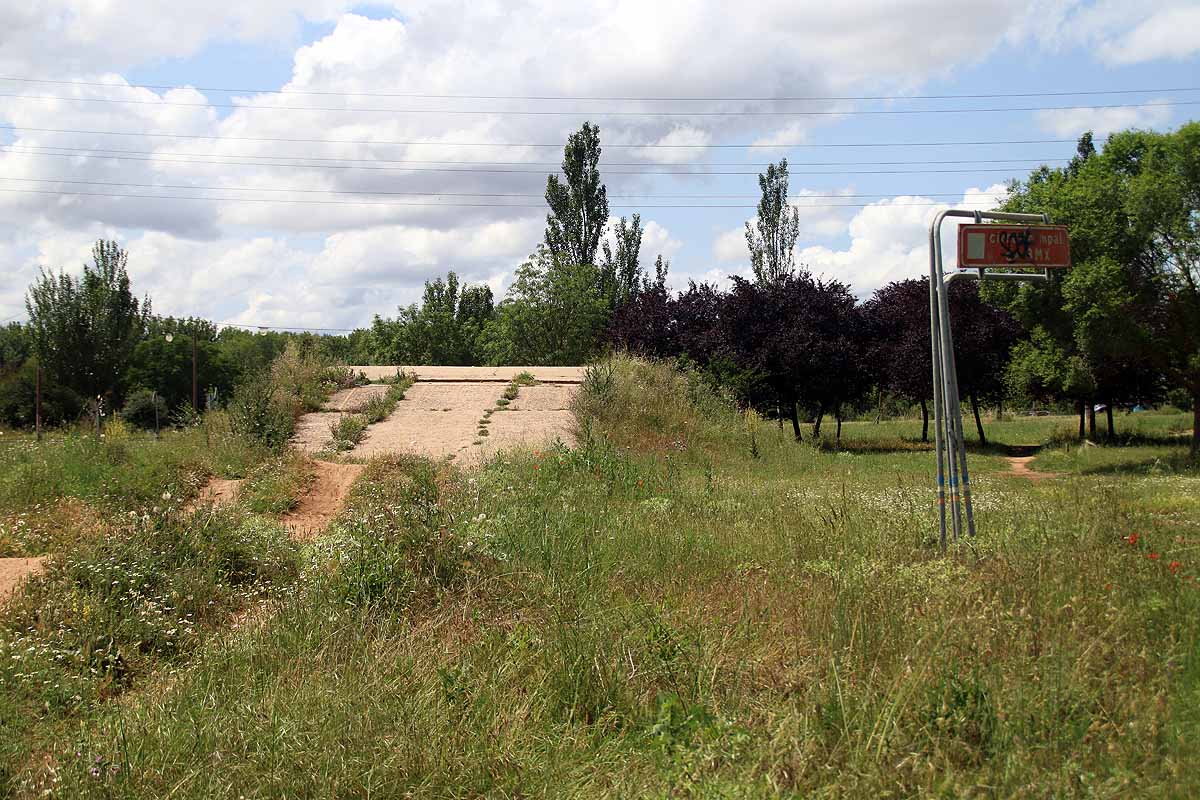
188, 478, 244, 511
282, 460, 365, 539
0, 557, 46, 605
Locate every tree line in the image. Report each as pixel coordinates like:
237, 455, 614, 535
1, 121, 1196, 452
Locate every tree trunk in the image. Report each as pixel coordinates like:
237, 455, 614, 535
970, 394, 987, 446
920, 398, 929, 443
1078, 400, 1086, 440
997, 398, 1003, 422
874, 388, 882, 424
1106, 403, 1115, 439
812, 406, 824, 439
835, 404, 843, 442
789, 402, 802, 442
1087, 402, 1096, 440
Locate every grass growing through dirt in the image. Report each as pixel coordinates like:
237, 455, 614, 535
4, 355, 1198, 797
323, 372, 416, 452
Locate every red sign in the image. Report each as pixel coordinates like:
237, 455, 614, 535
957, 224, 1071, 269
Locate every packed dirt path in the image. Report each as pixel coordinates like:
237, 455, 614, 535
1004, 445, 1061, 481
282, 460, 365, 539
0, 557, 46, 605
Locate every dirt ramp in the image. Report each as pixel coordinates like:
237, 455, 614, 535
0, 557, 46, 605
353, 382, 500, 461
188, 478, 243, 511
282, 461, 365, 539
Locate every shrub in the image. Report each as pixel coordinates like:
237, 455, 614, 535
0, 362, 84, 428
121, 389, 169, 430
328, 414, 369, 451
228, 373, 294, 450
270, 340, 334, 413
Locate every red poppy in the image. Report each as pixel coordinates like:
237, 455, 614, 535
1148, 552, 1160, 561
1126, 533, 1140, 545
533, 464, 540, 471
1168, 561, 1182, 574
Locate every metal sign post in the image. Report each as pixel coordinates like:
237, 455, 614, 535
929, 210, 1071, 550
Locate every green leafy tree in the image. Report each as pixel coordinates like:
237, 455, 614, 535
745, 159, 800, 284
482, 246, 608, 365
988, 132, 1163, 439
545, 122, 609, 269
24, 240, 150, 401
0, 322, 30, 374
600, 214, 644, 308
369, 272, 494, 365
1115, 122, 1200, 453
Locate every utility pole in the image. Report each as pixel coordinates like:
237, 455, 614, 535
35, 364, 42, 442
192, 332, 198, 412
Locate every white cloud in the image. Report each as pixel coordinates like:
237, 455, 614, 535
1102, 4, 1200, 64
713, 227, 745, 263
1034, 97, 1175, 137
797, 184, 1010, 296
1014, 1, 1200, 65
1, 3, 1189, 325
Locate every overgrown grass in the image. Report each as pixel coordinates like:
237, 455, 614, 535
0, 414, 272, 556
238, 451, 313, 514
4, 354, 1198, 797
0, 505, 300, 789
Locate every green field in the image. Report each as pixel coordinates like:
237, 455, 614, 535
1, 356, 1197, 798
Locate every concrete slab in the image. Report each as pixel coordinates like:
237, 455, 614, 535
349, 366, 585, 384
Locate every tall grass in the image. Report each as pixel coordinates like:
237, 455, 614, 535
4, 355, 1198, 797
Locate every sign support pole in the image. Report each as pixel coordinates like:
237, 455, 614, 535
929, 209, 1055, 550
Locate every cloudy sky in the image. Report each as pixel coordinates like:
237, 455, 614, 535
1, 0, 1197, 330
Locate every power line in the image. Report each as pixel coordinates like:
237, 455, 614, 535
216, 320, 359, 332
0, 176, 1010, 201
0, 124, 1101, 149
2, 92, 1195, 117
0, 142, 1071, 168
0, 147, 1059, 176
0, 186, 1005, 210
3, 75, 1195, 102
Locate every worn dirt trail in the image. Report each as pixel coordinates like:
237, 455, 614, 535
282, 460, 365, 539
0, 557, 45, 605
1005, 446, 1060, 481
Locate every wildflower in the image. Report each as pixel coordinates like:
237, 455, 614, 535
1148, 552, 1160, 561
162, 491, 172, 501
533, 464, 539, 471
1104, 583, 1112, 592
1126, 533, 1140, 545
1168, 561, 1181, 574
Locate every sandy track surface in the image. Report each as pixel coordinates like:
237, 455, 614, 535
292, 411, 344, 453
1006, 456, 1060, 481
354, 382, 502, 461
324, 384, 390, 411
0, 557, 46, 605
350, 366, 584, 383
282, 460, 365, 539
